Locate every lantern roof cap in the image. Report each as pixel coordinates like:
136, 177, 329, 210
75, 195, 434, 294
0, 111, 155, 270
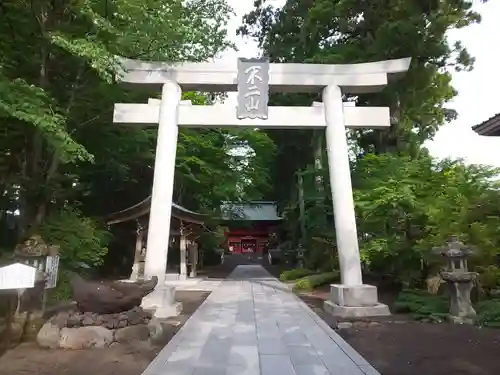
432, 236, 474, 258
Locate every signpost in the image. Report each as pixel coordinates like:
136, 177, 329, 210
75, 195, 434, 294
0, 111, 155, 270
0, 263, 40, 290
44, 254, 60, 289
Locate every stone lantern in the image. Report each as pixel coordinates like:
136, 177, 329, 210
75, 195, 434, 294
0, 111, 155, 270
14, 235, 60, 276
13, 235, 60, 314
0, 235, 60, 342
433, 236, 477, 324
297, 244, 305, 268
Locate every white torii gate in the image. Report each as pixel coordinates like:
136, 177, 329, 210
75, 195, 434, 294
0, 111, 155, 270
113, 57, 410, 318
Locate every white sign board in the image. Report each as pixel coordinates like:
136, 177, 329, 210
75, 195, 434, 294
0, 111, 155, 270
45, 254, 60, 289
0, 263, 38, 290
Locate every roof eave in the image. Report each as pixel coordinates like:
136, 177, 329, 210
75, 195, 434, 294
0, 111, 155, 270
106, 197, 205, 225
472, 113, 500, 136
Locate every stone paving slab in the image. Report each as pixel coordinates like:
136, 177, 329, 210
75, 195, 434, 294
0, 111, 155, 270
143, 265, 380, 375
165, 278, 222, 292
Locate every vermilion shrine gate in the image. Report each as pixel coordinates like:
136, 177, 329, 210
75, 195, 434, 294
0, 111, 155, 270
113, 56, 411, 318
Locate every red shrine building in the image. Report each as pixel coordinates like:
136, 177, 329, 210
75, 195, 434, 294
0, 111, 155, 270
221, 201, 282, 255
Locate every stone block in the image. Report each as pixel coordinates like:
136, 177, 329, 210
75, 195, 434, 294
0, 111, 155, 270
337, 322, 353, 329
360, 365, 382, 375
141, 285, 175, 309
282, 331, 310, 346
225, 365, 260, 375
293, 364, 331, 375
329, 284, 378, 307
147, 317, 164, 341
155, 302, 183, 319
288, 346, 323, 366
59, 326, 113, 349
141, 285, 182, 319
257, 337, 288, 355
115, 324, 150, 343
318, 345, 366, 375
37, 322, 61, 349
260, 354, 295, 375
324, 300, 390, 318
228, 345, 259, 367
324, 284, 390, 318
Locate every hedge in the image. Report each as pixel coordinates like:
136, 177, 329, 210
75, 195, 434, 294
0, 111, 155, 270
294, 271, 340, 291
280, 268, 315, 281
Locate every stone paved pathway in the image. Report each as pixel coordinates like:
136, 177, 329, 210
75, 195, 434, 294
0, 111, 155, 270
144, 265, 380, 375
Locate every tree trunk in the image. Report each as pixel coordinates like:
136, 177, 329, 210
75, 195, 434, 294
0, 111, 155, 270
297, 172, 306, 242
18, 2, 86, 239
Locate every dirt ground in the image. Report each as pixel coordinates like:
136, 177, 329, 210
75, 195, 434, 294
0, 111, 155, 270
300, 291, 500, 375
0, 260, 241, 375
0, 290, 209, 375
4, 259, 499, 375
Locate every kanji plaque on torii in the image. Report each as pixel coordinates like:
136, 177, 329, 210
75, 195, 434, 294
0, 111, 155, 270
237, 58, 269, 119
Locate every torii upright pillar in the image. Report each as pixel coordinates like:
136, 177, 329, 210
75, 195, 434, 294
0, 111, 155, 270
139, 82, 183, 318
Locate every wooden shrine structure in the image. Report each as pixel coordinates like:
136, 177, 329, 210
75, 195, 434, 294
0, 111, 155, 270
221, 201, 282, 256
106, 196, 205, 281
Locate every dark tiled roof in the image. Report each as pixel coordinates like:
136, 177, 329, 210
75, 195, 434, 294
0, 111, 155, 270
106, 196, 205, 225
220, 201, 283, 221
472, 113, 500, 136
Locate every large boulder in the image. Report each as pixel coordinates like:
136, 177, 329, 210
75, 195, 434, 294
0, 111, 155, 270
114, 324, 150, 344
147, 317, 165, 343
59, 326, 113, 349
37, 322, 61, 349
69, 274, 158, 314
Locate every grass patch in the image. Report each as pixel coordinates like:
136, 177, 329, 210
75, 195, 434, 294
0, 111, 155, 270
395, 289, 500, 327
280, 268, 315, 282
476, 299, 500, 328
294, 271, 339, 292
393, 289, 449, 322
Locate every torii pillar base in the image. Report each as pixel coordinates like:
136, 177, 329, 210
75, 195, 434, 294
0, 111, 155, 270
324, 284, 390, 318
141, 285, 183, 319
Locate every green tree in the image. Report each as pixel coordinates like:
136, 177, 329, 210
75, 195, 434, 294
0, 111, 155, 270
0, 0, 235, 240
239, 0, 498, 281
354, 153, 500, 285
240, 0, 481, 201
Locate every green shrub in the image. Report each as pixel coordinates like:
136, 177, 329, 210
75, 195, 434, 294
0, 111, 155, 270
40, 207, 111, 270
477, 266, 500, 295
280, 268, 315, 281
39, 207, 111, 303
393, 289, 449, 322
294, 271, 339, 291
202, 247, 222, 266
476, 299, 500, 328
46, 269, 72, 305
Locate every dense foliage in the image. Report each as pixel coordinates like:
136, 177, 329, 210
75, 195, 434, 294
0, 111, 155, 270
0, 0, 274, 281
240, 0, 500, 288
393, 289, 449, 322
293, 271, 340, 292
280, 268, 315, 282
394, 289, 500, 327
1, 0, 499, 319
